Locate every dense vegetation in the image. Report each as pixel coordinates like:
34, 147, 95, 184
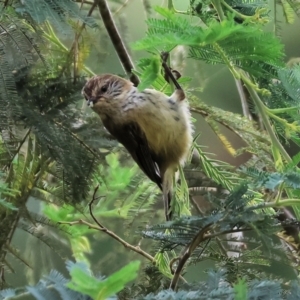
1, 0, 300, 299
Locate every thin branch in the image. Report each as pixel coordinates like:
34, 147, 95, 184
89, 185, 105, 228
190, 195, 202, 215
235, 79, 252, 120
240, 72, 292, 163
113, 0, 130, 16
169, 257, 180, 274
170, 223, 211, 290
4, 128, 31, 169
97, 0, 139, 86
58, 218, 155, 262
169, 226, 253, 290
59, 186, 189, 283
161, 52, 182, 90
59, 186, 154, 262
205, 227, 253, 239
53, 121, 99, 158
190, 106, 249, 142
251, 199, 300, 209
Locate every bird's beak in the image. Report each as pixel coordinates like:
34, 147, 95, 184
87, 98, 97, 107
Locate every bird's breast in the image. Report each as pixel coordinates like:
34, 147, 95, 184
126, 90, 193, 164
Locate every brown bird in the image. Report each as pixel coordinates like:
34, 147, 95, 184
82, 74, 193, 220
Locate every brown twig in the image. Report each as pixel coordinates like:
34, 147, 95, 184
235, 79, 252, 120
170, 224, 211, 290
97, 0, 139, 86
58, 218, 155, 262
59, 186, 188, 283
59, 186, 154, 262
190, 106, 244, 139
53, 121, 99, 158
205, 227, 253, 239
3, 128, 31, 170
60, 0, 98, 78
161, 52, 182, 91
113, 0, 130, 16
169, 257, 180, 274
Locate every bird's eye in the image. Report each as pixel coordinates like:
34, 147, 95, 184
101, 85, 108, 93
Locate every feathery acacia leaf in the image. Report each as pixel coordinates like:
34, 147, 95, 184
133, 7, 284, 76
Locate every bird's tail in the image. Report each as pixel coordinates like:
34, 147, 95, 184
162, 168, 175, 221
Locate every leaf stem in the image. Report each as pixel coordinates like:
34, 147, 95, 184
220, 0, 252, 20
268, 107, 299, 114
167, 0, 187, 14
240, 73, 292, 163
213, 44, 240, 79
254, 199, 300, 208
211, 0, 226, 21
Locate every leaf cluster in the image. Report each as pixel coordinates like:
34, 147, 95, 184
133, 6, 284, 82
0, 260, 140, 300
14, 0, 98, 34
138, 271, 300, 300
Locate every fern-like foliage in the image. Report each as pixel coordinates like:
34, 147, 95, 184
141, 184, 294, 281
14, 0, 98, 34
138, 271, 300, 300
191, 140, 239, 191
241, 167, 300, 190
3, 69, 101, 203
0, 260, 140, 300
190, 0, 268, 22
0, 262, 91, 300
282, 0, 300, 19
133, 7, 284, 77
0, 12, 44, 130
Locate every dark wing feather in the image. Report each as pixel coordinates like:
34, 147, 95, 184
102, 120, 162, 190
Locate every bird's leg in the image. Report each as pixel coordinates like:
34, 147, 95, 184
161, 52, 185, 101
161, 51, 182, 89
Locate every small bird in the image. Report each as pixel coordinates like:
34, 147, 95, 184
82, 74, 193, 220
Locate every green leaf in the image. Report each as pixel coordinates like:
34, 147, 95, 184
105, 152, 120, 169
137, 56, 161, 91
67, 261, 140, 300
234, 278, 248, 300
280, 0, 296, 23
192, 138, 238, 191
133, 8, 284, 77
0, 199, 18, 211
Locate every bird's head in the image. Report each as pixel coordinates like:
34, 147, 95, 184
82, 74, 133, 111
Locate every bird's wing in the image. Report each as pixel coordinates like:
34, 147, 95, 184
102, 119, 162, 190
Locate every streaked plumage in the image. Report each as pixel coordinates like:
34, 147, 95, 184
82, 74, 193, 220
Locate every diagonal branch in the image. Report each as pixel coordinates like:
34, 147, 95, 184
3, 128, 31, 170
59, 186, 154, 262
170, 223, 211, 290
97, 0, 139, 86
59, 186, 188, 284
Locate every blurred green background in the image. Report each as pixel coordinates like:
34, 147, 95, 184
6, 0, 300, 288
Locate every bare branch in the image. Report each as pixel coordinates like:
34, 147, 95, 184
170, 224, 211, 290
59, 186, 154, 262
59, 218, 155, 262
161, 52, 182, 91
113, 0, 131, 16
235, 79, 252, 120
3, 128, 31, 170
97, 0, 140, 86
